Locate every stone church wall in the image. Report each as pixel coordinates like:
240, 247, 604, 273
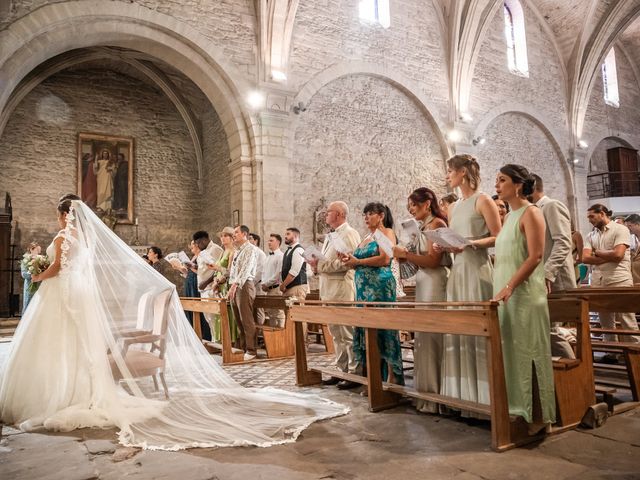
0, 68, 202, 253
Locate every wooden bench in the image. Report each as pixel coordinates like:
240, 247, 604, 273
180, 297, 244, 364
254, 295, 295, 359
291, 298, 594, 451
553, 287, 640, 411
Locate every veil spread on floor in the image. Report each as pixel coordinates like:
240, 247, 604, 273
0, 200, 347, 450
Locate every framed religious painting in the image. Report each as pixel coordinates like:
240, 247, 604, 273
77, 133, 134, 224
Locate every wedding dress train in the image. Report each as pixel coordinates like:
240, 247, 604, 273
0, 201, 347, 450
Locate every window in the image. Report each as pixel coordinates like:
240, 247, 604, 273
359, 0, 390, 29
602, 48, 620, 108
503, 1, 529, 77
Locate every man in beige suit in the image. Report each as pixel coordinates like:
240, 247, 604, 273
308, 201, 361, 389
530, 174, 577, 358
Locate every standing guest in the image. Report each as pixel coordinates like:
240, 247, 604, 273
583, 205, 639, 347
228, 225, 259, 361
193, 231, 223, 341
261, 234, 285, 327
249, 233, 267, 325
491, 194, 510, 225
279, 228, 309, 299
571, 225, 586, 284
180, 240, 200, 324
624, 214, 640, 284
438, 154, 501, 413
492, 164, 556, 434
439, 193, 458, 220
529, 174, 577, 358
308, 201, 362, 389
394, 188, 450, 411
21, 242, 41, 314
341, 202, 404, 385
147, 246, 184, 292
206, 227, 239, 343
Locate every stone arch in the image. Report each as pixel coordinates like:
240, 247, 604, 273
292, 71, 449, 237
587, 135, 636, 174
293, 61, 450, 160
0, 1, 255, 164
474, 105, 576, 216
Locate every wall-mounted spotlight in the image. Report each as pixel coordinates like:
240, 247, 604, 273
292, 101, 307, 114
247, 91, 265, 109
446, 129, 462, 142
578, 140, 588, 149
573, 158, 580, 164
472, 136, 486, 146
271, 70, 287, 82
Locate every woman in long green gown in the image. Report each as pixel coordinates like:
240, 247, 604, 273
492, 164, 556, 431
208, 229, 238, 343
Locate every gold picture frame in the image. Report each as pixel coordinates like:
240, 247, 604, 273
77, 133, 134, 224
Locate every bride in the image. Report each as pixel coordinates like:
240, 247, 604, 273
0, 198, 347, 450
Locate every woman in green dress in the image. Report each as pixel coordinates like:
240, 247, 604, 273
492, 164, 556, 433
207, 227, 238, 343
341, 202, 404, 385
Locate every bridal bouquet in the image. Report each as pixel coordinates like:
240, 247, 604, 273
21, 253, 50, 294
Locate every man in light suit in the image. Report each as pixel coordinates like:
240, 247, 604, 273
308, 201, 361, 389
530, 174, 577, 358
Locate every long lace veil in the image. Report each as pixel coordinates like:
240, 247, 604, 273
58, 200, 347, 450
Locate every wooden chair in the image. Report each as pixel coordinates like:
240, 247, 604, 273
110, 288, 173, 398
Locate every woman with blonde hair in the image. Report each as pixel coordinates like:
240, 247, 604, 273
437, 154, 501, 414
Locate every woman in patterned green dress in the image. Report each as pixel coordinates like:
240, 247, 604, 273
341, 202, 404, 385
492, 164, 556, 432
208, 228, 239, 343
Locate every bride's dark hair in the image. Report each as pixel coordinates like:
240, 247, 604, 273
57, 199, 73, 214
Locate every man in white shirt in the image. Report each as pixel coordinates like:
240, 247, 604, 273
192, 231, 223, 341
261, 233, 285, 327
228, 225, 259, 360
279, 227, 309, 299
583, 204, 639, 346
249, 233, 267, 325
625, 214, 640, 284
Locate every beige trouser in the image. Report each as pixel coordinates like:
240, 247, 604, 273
264, 287, 285, 328
592, 275, 640, 343
328, 324, 359, 374
284, 284, 309, 338
232, 281, 257, 354
254, 281, 266, 325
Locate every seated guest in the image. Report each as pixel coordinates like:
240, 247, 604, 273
261, 234, 285, 328
492, 164, 556, 434
148, 246, 184, 292
341, 202, 404, 385
583, 205, 639, 347
438, 192, 458, 220
491, 194, 510, 225
394, 188, 450, 410
529, 173, 577, 359
21, 242, 41, 314
625, 214, 640, 284
206, 227, 238, 343
228, 225, 259, 361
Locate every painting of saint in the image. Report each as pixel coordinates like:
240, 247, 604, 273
77, 133, 134, 223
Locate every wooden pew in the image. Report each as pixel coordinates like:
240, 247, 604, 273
553, 287, 640, 411
291, 298, 594, 452
254, 295, 295, 359
180, 297, 244, 364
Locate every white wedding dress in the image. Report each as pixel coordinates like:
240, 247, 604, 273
0, 201, 347, 450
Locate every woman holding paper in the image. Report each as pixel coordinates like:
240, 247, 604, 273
492, 164, 555, 433
341, 202, 404, 385
394, 188, 450, 412
438, 154, 502, 416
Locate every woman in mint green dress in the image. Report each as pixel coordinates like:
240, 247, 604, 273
208, 230, 238, 343
493, 164, 556, 431
342, 203, 404, 385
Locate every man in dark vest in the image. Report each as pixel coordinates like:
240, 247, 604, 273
279, 227, 309, 300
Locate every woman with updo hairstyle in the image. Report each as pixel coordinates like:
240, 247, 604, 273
492, 163, 556, 433
341, 202, 404, 385
439, 154, 502, 414
393, 187, 451, 412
